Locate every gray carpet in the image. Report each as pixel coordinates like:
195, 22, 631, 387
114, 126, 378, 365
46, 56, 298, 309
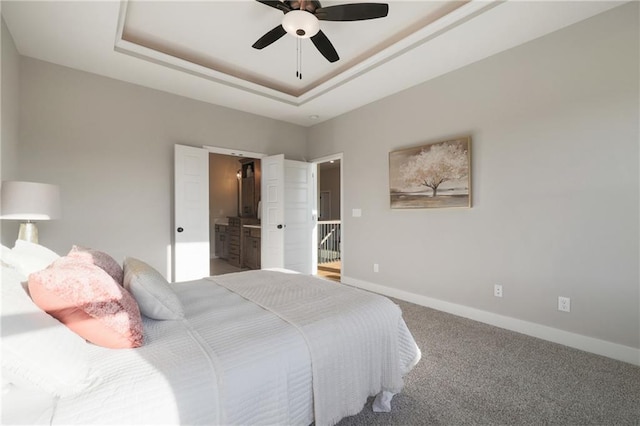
337, 299, 640, 425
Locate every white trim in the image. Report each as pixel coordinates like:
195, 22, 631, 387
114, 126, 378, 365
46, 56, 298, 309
342, 275, 640, 366
311, 153, 344, 164
202, 145, 266, 158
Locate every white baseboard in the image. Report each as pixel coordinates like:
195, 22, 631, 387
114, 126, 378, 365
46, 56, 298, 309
342, 275, 640, 366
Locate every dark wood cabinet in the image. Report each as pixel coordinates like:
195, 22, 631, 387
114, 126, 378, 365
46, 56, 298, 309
243, 226, 261, 270
214, 224, 228, 259
228, 158, 261, 269
239, 159, 261, 218
241, 177, 255, 217
227, 216, 258, 268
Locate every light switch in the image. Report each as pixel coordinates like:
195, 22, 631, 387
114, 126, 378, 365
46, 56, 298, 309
352, 208, 362, 217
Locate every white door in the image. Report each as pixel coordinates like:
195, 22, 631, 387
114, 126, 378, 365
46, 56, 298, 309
174, 144, 210, 281
261, 155, 315, 273
284, 160, 315, 274
261, 154, 285, 269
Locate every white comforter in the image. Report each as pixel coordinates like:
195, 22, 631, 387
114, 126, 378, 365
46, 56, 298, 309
50, 270, 419, 425
209, 270, 417, 426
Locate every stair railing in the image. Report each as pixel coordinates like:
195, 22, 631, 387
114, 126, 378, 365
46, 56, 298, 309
318, 220, 341, 264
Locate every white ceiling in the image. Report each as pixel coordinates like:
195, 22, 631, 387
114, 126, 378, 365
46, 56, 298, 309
2, 1, 625, 127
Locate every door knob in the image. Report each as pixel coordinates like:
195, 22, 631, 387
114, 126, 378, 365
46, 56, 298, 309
277, 224, 283, 229
177, 227, 184, 233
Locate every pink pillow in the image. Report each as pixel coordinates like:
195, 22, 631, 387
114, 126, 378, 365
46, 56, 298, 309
28, 257, 143, 349
67, 245, 124, 285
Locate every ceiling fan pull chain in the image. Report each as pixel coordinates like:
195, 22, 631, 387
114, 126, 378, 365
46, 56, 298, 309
295, 38, 303, 80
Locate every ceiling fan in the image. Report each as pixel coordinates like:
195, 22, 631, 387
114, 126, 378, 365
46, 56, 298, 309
252, 0, 389, 63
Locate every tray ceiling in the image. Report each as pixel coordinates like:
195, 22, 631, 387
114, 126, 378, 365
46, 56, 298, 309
2, 1, 626, 126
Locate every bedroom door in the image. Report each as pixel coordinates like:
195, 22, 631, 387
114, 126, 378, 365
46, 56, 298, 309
174, 144, 210, 281
284, 160, 315, 274
261, 155, 315, 273
261, 154, 285, 269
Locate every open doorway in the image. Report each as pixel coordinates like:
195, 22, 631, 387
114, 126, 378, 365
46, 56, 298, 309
189, 146, 336, 281
208, 152, 262, 276
177, 145, 317, 280
315, 157, 342, 282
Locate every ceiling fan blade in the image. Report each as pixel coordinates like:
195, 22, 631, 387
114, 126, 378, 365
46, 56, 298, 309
315, 3, 388, 21
311, 30, 339, 63
255, 0, 291, 13
252, 25, 287, 49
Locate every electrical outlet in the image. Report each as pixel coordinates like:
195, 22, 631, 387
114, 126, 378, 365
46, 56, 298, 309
558, 296, 571, 312
494, 284, 503, 298
373, 263, 379, 273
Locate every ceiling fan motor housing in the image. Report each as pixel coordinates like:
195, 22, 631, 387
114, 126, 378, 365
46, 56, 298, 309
286, 1, 322, 13
282, 10, 320, 38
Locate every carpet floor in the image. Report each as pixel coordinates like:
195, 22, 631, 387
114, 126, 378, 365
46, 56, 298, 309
337, 299, 640, 425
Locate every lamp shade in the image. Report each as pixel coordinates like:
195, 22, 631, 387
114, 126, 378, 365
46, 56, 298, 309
0, 181, 61, 221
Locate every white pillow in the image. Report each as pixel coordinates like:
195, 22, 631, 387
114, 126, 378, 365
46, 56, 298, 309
10, 240, 60, 276
1, 382, 55, 425
1, 244, 19, 270
1, 266, 93, 397
123, 257, 184, 320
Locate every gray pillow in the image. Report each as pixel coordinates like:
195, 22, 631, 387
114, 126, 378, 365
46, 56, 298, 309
123, 257, 184, 320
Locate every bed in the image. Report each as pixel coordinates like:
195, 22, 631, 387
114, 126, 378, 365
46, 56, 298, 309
1, 242, 421, 426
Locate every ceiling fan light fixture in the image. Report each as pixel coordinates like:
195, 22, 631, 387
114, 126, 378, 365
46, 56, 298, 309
282, 10, 320, 38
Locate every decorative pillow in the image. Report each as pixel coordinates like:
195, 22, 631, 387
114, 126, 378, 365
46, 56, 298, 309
67, 245, 124, 285
1, 266, 92, 397
123, 257, 184, 320
10, 240, 60, 276
28, 257, 144, 349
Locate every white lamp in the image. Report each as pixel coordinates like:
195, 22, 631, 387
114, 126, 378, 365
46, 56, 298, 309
0, 181, 61, 244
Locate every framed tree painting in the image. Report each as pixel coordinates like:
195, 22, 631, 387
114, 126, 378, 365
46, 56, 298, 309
389, 136, 471, 209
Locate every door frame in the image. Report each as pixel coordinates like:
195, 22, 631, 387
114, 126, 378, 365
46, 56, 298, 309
203, 145, 267, 159
201, 146, 313, 274
203, 145, 266, 269
179, 145, 334, 277
311, 153, 344, 278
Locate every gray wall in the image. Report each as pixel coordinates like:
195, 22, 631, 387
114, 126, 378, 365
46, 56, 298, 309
16, 58, 306, 276
1, 19, 21, 245
307, 4, 639, 349
1, 19, 19, 181
319, 166, 341, 220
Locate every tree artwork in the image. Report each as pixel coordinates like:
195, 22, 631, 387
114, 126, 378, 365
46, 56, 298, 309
401, 141, 468, 197
389, 137, 471, 209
